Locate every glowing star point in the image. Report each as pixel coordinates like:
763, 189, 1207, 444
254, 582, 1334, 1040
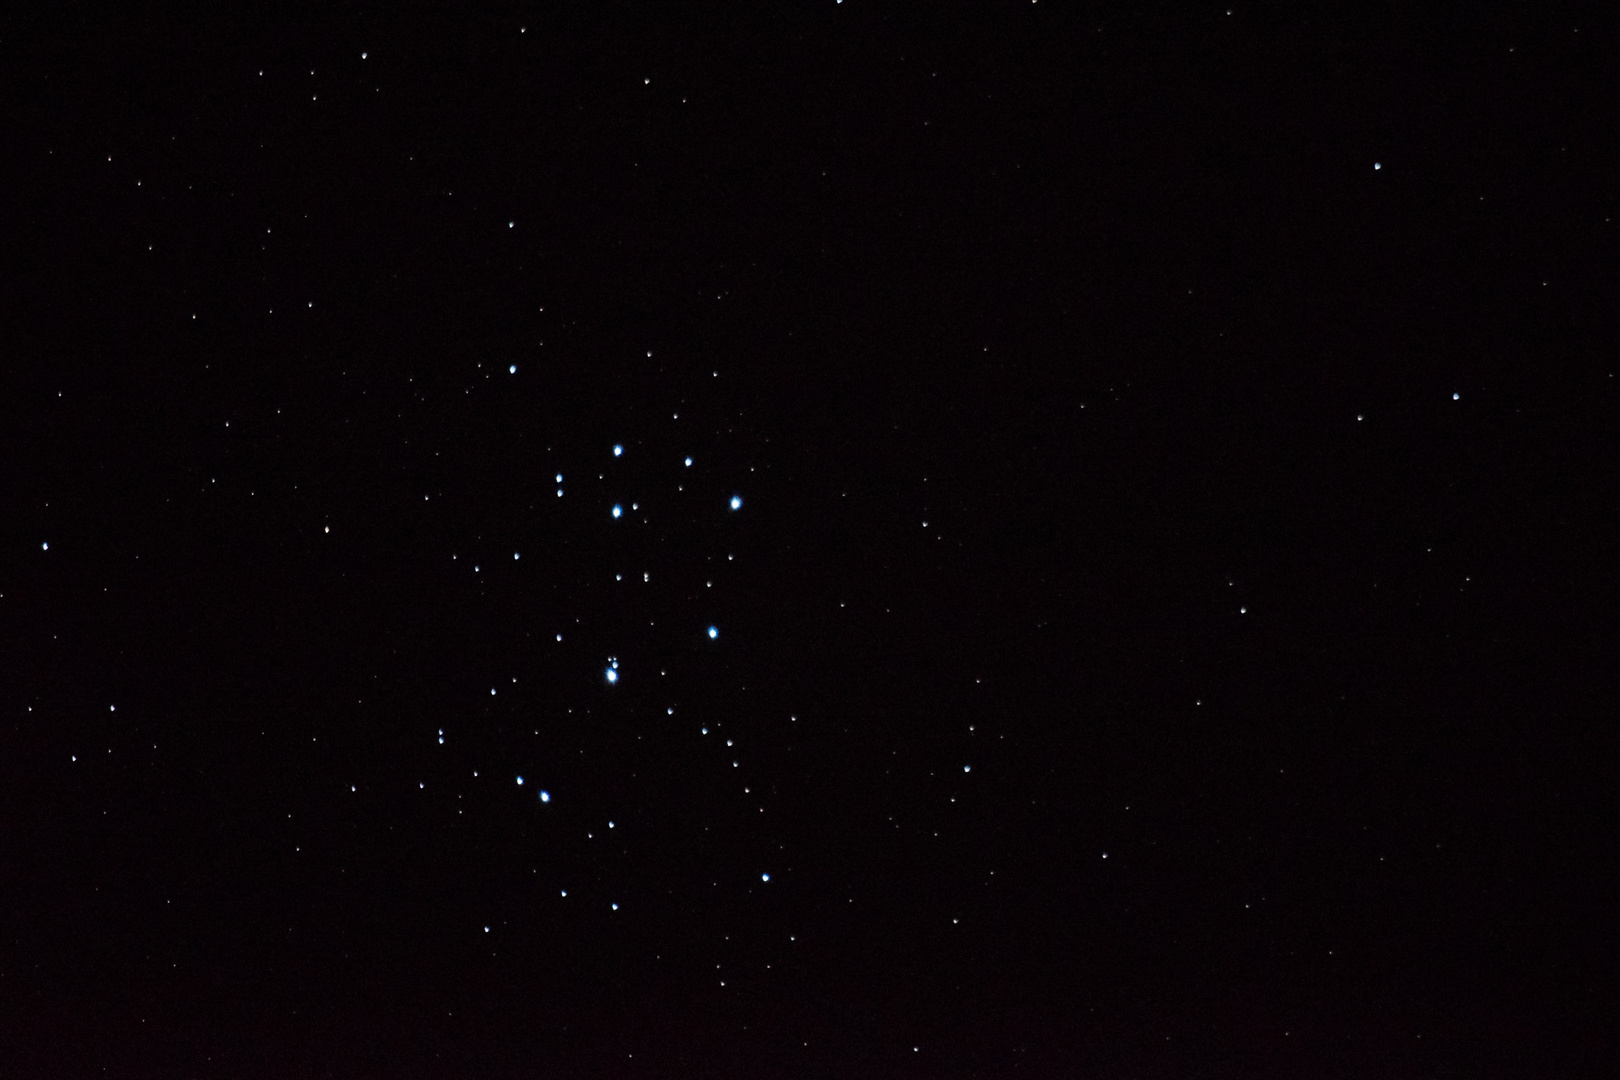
612, 505, 623, 518
730, 495, 743, 510
606, 667, 619, 684
539, 790, 550, 803
708, 626, 719, 639
612, 444, 623, 457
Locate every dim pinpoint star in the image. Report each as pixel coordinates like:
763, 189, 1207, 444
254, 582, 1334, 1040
708, 626, 719, 639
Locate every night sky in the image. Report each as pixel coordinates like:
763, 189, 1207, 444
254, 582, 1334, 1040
3, 5, 1616, 1077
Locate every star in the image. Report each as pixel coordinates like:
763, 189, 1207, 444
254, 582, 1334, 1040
708, 626, 719, 639
730, 495, 743, 510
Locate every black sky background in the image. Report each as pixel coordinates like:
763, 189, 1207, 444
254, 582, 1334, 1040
2, 4, 1616, 1077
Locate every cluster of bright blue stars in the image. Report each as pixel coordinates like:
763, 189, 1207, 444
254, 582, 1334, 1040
427, 425, 755, 910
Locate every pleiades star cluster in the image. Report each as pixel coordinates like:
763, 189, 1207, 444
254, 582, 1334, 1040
2, 6, 1614, 1078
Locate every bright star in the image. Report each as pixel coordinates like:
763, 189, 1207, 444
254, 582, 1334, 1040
540, 790, 550, 802
730, 495, 743, 510
509, 364, 516, 373
613, 444, 623, 456
685, 457, 693, 466
606, 667, 618, 684
708, 626, 719, 639
612, 505, 622, 518
516, 776, 523, 785
761, 873, 770, 882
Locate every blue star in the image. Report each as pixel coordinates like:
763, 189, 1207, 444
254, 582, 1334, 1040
708, 626, 719, 639
730, 495, 743, 510
612, 505, 623, 518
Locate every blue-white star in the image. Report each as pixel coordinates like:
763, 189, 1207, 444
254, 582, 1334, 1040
708, 626, 719, 639
730, 495, 743, 510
